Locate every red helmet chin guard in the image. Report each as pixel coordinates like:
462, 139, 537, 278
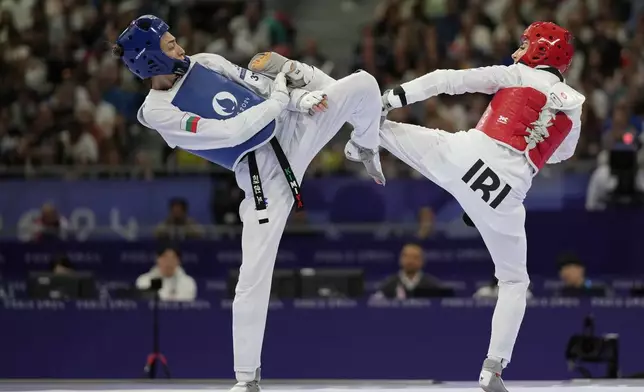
519, 22, 574, 74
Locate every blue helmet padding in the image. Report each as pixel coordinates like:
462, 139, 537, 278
116, 15, 190, 79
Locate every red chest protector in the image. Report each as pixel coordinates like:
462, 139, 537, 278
475, 87, 574, 170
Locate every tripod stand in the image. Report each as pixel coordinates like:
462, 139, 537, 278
143, 282, 171, 379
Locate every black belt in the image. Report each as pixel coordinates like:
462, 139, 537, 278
246, 138, 303, 224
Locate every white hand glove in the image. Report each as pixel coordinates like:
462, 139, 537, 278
300, 91, 328, 115
289, 89, 328, 115
270, 72, 290, 107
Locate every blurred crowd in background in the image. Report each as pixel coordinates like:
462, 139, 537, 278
0, 0, 299, 175
1, 0, 643, 179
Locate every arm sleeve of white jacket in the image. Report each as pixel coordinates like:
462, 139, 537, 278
386, 64, 522, 108
546, 107, 582, 164
192, 53, 273, 97
139, 97, 285, 150
135, 273, 151, 290
585, 165, 611, 211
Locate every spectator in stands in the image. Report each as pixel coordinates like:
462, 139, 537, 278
211, 178, 244, 225
556, 253, 607, 297
0, 0, 641, 182
287, 210, 324, 237
60, 119, 99, 165
415, 206, 435, 240
29, 203, 70, 242
387, 105, 420, 126
350, 25, 393, 87
155, 198, 204, 240
83, 79, 118, 143
309, 142, 351, 177
423, 99, 456, 133
49, 254, 75, 275
1, 0, 638, 178
135, 245, 197, 302
374, 242, 443, 299
205, 22, 249, 67
586, 147, 644, 211
297, 38, 335, 77
229, 0, 271, 58
473, 277, 533, 299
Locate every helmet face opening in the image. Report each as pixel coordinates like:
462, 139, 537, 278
116, 15, 190, 79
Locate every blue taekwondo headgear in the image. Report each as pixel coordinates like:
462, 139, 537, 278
114, 15, 190, 79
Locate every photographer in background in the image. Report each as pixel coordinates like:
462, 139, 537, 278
586, 126, 644, 211
135, 245, 197, 302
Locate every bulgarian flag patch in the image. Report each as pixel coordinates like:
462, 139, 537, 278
181, 114, 201, 133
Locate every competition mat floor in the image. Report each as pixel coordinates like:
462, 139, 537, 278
1, 380, 644, 392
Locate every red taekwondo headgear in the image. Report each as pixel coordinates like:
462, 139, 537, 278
519, 21, 574, 74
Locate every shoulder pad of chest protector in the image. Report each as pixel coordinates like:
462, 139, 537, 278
547, 82, 585, 111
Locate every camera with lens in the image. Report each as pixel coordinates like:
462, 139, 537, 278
607, 136, 644, 208
149, 278, 163, 292
565, 315, 619, 378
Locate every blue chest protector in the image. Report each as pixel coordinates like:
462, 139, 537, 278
171, 63, 276, 170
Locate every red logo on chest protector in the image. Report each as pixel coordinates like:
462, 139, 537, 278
561, 92, 567, 99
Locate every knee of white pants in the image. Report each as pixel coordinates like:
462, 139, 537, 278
497, 279, 530, 289
351, 70, 379, 93
495, 265, 529, 286
234, 254, 276, 298
494, 260, 529, 285
496, 268, 530, 292
235, 269, 272, 296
